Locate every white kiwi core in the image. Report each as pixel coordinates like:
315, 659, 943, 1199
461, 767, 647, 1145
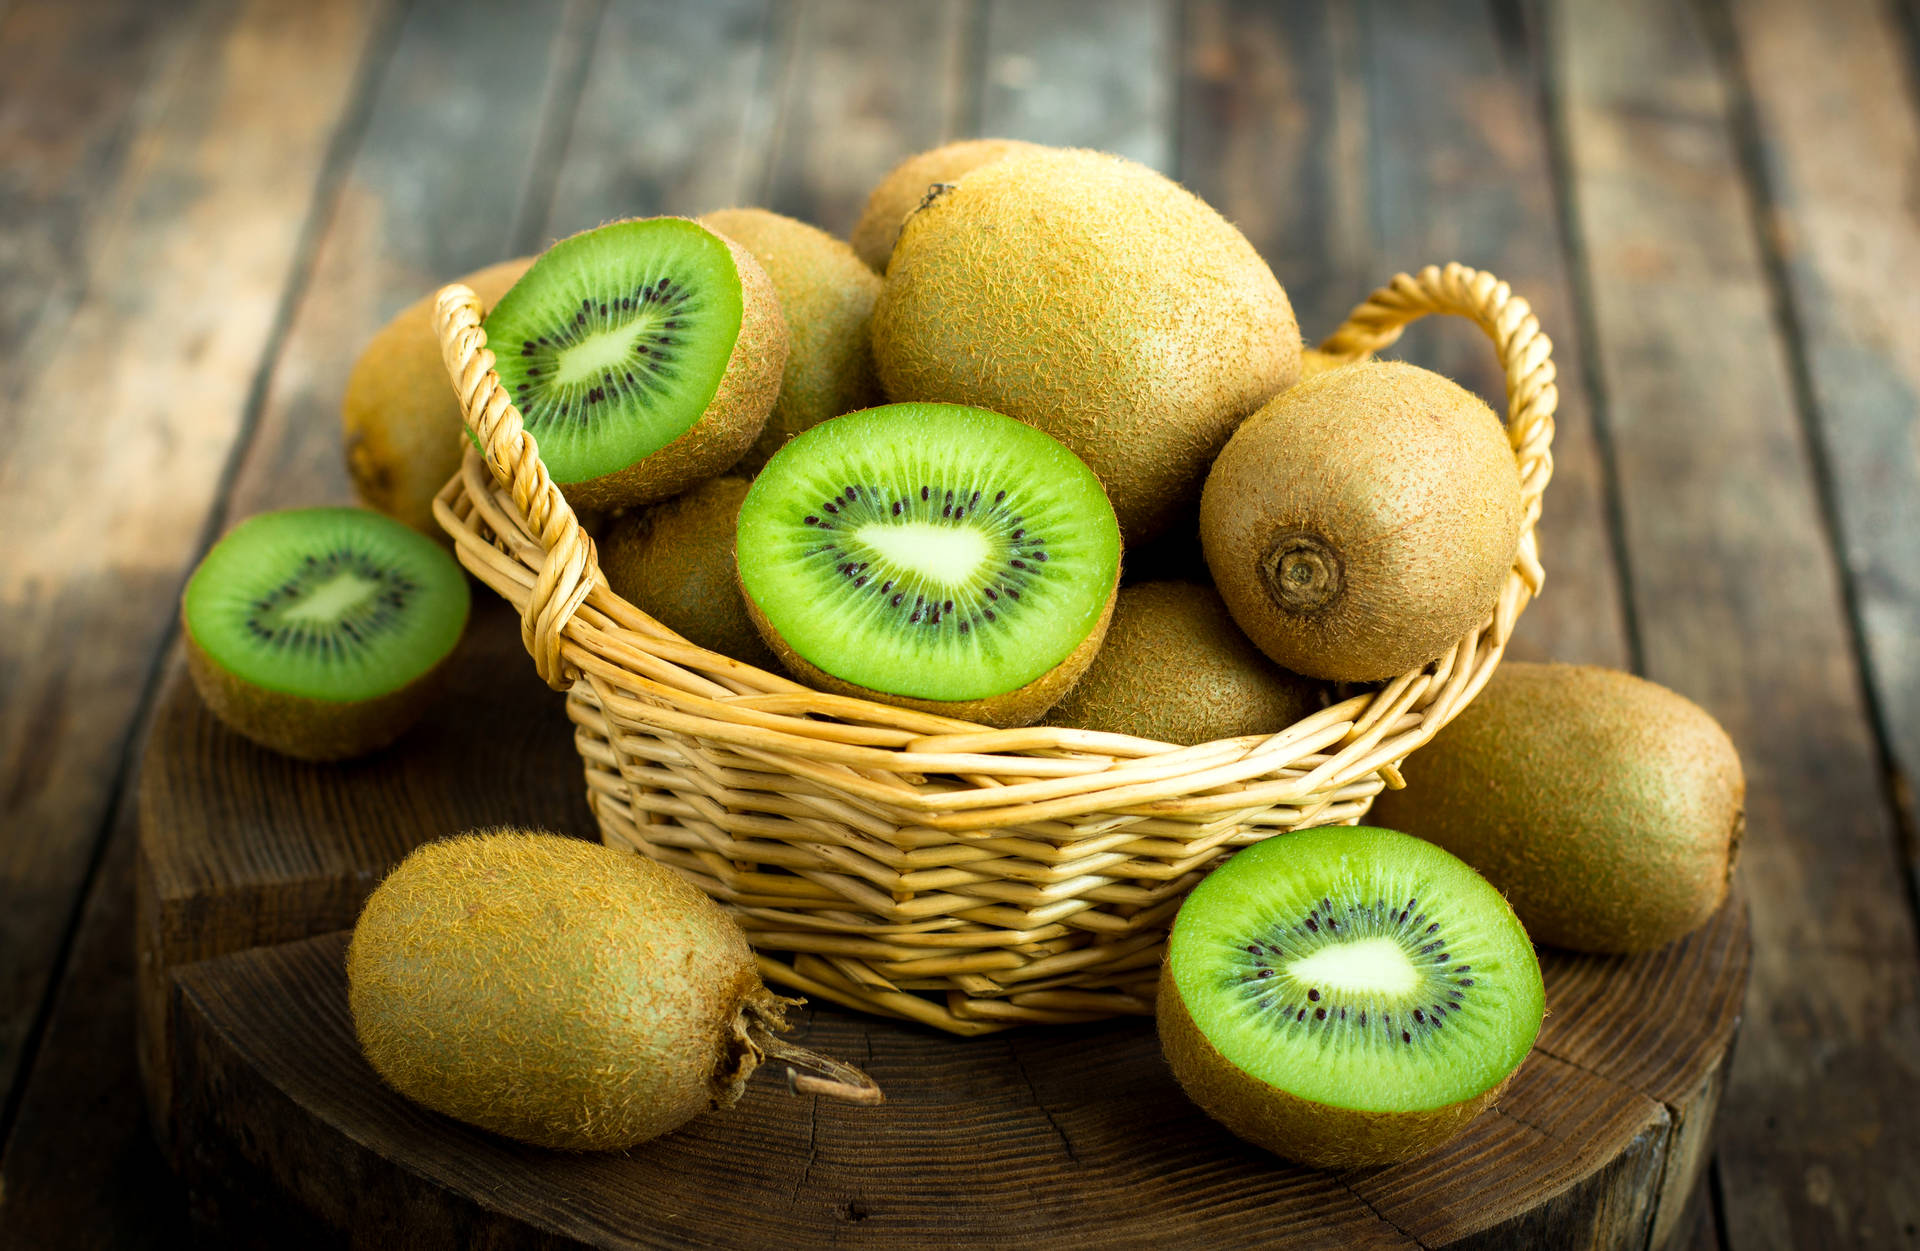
856, 521, 989, 584
1286, 936, 1419, 997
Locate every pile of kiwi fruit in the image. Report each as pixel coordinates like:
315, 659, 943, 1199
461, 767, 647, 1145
169, 136, 1746, 1175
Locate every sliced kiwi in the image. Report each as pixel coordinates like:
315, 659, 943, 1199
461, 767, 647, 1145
483, 217, 787, 511
736, 402, 1121, 727
181, 507, 470, 761
1159, 825, 1544, 1169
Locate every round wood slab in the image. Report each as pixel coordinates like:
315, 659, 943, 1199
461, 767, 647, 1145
138, 599, 1748, 1249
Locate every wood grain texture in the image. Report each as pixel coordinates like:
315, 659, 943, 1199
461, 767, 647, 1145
1552, 0, 1920, 1244
1720, 0, 1920, 896
979, 0, 1177, 171
0, 0, 384, 1117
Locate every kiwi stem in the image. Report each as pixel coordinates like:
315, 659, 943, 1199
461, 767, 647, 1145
1260, 531, 1344, 614
747, 1018, 885, 1106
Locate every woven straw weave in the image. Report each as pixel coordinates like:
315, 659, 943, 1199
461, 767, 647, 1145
430, 262, 1556, 1036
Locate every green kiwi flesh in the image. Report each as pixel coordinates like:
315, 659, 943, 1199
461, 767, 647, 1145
600, 476, 777, 670
484, 217, 786, 510
181, 507, 470, 761
1046, 582, 1325, 745
347, 830, 800, 1151
1159, 825, 1544, 1169
1201, 360, 1523, 682
1370, 663, 1745, 954
736, 402, 1121, 727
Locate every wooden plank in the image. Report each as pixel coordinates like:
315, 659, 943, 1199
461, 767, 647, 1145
1551, 1, 1920, 1246
543, 0, 779, 234
0, 0, 385, 1116
222, 0, 591, 524
979, 0, 1176, 171
1719, 0, 1920, 895
0, 0, 187, 396
759, 0, 973, 236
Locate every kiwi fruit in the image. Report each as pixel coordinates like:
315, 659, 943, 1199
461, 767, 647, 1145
342, 256, 533, 537
1370, 663, 1745, 954
1298, 345, 1363, 380
871, 147, 1300, 544
1159, 824, 1544, 1169
1047, 582, 1325, 745
600, 476, 777, 669
483, 217, 788, 512
181, 507, 470, 761
735, 402, 1121, 728
347, 830, 879, 1152
697, 208, 883, 472
1201, 360, 1523, 682
849, 137, 1047, 272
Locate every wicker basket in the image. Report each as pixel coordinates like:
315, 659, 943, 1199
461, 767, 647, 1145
429, 262, 1555, 1036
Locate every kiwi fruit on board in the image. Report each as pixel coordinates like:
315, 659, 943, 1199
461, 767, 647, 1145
181, 507, 470, 761
848, 137, 1047, 272
1370, 663, 1746, 954
697, 208, 884, 473
482, 217, 788, 512
735, 402, 1122, 728
1046, 582, 1326, 746
600, 475, 777, 670
347, 829, 880, 1152
1159, 825, 1545, 1169
870, 147, 1300, 544
1200, 359, 1523, 682
342, 256, 533, 538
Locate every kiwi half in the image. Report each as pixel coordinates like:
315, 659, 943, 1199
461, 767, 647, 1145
736, 402, 1121, 728
848, 137, 1047, 272
483, 217, 787, 511
1046, 582, 1326, 746
182, 508, 470, 761
1201, 360, 1523, 682
1159, 825, 1544, 1169
600, 476, 777, 670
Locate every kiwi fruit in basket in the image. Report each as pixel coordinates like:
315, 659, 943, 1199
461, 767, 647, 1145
348, 829, 880, 1152
600, 476, 777, 670
1298, 345, 1362, 379
1159, 824, 1544, 1169
181, 507, 470, 761
342, 256, 533, 538
1047, 582, 1326, 745
870, 147, 1300, 544
1370, 663, 1745, 954
697, 207, 883, 472
735, 402, 1121, 728
1201, 360, 1523, 682
849, 137, 1047, 271
482, 217, 788, 512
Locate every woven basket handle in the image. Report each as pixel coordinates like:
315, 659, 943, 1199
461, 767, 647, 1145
434, 283, 597, 689
1318, 263, 1556, 534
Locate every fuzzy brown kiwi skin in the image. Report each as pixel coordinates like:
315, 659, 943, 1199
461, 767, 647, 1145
1157, 961, 1509, 1169
539, 229, 789, 514
182, 627, 454, 762
849, 138, 1048, 272
1370, 663, 1746, 954
741, 571, 1119, 729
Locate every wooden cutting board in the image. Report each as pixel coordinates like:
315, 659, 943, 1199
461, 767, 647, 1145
137, 598, 1748, 1249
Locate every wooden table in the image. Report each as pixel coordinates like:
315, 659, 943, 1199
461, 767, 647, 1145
1, 1, 1915, 1247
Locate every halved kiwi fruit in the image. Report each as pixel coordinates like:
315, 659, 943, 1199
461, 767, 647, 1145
1159, 824, 1544, 1169
483, 217, 788, 511
735, 402, 1121, 727
182, 507, 470, 761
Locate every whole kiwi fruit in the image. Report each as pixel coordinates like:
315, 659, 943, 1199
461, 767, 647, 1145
849, 137, 1047, 272
1046, 582, 1324, 745
347, 829, 880, 1152
342, 257, 533, 537
600, 476, 777, 669
1369, 663, 1746, 954
871, 147, 1300, 544
697, 208, 883, 472
1201, 360, 1523, 682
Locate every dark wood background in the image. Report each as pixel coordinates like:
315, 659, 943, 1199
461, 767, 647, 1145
1, 0, 1916, 1247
